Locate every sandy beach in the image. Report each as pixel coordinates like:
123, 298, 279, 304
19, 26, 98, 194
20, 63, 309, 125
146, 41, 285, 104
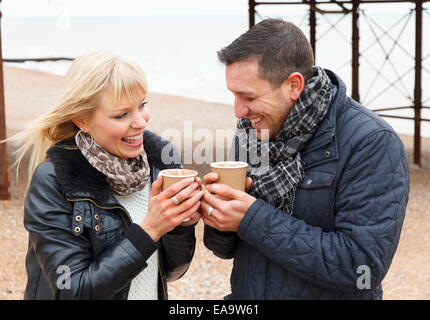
0, 65, 429, 300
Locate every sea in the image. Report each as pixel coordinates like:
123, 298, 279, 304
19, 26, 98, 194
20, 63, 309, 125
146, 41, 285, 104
3, 7, 430, 136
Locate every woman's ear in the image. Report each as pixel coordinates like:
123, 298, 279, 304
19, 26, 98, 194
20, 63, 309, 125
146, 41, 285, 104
282, 72, 305, 101
71, 118, 89, 133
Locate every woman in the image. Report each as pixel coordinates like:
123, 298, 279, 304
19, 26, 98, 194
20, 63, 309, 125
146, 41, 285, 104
8, 52, 203, 299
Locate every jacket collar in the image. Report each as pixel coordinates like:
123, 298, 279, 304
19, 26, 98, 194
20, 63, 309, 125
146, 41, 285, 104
47, 130, 181, 207
300, 69, 346, 170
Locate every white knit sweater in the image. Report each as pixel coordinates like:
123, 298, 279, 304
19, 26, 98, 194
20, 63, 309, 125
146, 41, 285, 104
113, 183, 158, 300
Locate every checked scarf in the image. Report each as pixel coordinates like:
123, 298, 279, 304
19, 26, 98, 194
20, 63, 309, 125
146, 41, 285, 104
236, 66, 332, 215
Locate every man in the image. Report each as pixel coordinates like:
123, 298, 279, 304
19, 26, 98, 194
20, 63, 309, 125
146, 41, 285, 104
201, 18, 409, 299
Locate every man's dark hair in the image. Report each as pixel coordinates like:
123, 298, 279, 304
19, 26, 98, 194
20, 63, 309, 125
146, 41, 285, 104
217, 19, 315, 88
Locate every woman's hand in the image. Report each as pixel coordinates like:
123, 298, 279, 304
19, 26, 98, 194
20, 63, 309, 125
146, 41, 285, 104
180, 177, 203, 227
140, 174, 203, 242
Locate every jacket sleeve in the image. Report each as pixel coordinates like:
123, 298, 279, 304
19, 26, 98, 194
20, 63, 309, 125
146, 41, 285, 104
203, 225, 239, 259
203, 134, 241, 259
24, 161, 159, 299
237, 130, 409, 292
149, 135, 196, 282
159, 224, 196, 282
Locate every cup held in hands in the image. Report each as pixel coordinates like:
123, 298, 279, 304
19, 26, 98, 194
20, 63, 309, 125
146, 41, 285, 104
160, 169, 198, 191
210, 161, 248, 191
160, 169, 199, 223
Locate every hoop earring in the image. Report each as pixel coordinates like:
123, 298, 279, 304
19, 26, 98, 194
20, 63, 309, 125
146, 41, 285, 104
75, 129, 95, 149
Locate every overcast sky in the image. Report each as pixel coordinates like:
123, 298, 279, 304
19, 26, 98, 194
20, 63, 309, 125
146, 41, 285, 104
2, 0, 415, 19
2, 0, 250, 17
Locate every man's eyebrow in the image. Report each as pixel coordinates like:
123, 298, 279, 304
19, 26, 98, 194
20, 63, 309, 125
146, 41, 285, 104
237, 91, 255, 97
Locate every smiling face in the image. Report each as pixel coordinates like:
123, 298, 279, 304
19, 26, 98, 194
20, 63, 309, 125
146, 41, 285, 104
75, 86, 149, 159
226, 59, 302, 140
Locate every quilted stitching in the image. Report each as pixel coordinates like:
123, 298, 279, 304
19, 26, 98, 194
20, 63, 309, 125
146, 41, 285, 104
228, 70, 409, 299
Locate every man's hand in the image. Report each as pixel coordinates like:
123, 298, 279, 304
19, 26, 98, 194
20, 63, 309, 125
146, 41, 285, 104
200, 173, 256, 232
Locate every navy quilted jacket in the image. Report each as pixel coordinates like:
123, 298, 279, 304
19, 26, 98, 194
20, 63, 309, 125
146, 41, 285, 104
204, 69, 409, 299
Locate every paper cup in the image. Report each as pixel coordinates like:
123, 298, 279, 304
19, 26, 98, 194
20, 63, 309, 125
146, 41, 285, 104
160, 169, 199, 223
210, 161, 248, 191
160, 169, 198, 191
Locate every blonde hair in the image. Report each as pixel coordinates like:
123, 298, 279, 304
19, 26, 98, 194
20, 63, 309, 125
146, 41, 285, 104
3, 51, 148, 184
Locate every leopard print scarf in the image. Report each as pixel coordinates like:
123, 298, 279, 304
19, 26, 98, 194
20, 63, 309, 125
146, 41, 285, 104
75, 130, 150, 196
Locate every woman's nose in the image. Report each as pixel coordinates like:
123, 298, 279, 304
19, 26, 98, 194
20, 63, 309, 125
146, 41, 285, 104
234, 98, 250, 118
131, 113, 148, 129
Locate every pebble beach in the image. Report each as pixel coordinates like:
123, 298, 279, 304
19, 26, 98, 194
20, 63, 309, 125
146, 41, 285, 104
0, 66, 429, 300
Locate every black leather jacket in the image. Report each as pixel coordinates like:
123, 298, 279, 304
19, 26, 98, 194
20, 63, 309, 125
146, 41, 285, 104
24, 131, 196, 300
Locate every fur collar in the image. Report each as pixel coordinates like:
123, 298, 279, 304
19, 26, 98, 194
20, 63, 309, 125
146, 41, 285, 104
47, 130, 182, 206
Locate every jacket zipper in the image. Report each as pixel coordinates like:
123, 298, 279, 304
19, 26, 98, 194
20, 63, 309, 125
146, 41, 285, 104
67, 197, 133, 223
66, 197, 167, 299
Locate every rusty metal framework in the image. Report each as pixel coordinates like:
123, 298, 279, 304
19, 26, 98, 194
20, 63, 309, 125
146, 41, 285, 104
0, 1, 428, 199
249, 0, 429, 167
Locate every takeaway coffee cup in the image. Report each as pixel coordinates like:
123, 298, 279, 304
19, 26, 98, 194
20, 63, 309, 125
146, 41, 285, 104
210, 161, 248, 191
159, 169, 199, 222
160, 169, 199, 191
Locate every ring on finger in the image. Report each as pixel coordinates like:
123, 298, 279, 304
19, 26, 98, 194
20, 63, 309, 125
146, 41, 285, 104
171, 195, 180, 205
207, 206, 214, 216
